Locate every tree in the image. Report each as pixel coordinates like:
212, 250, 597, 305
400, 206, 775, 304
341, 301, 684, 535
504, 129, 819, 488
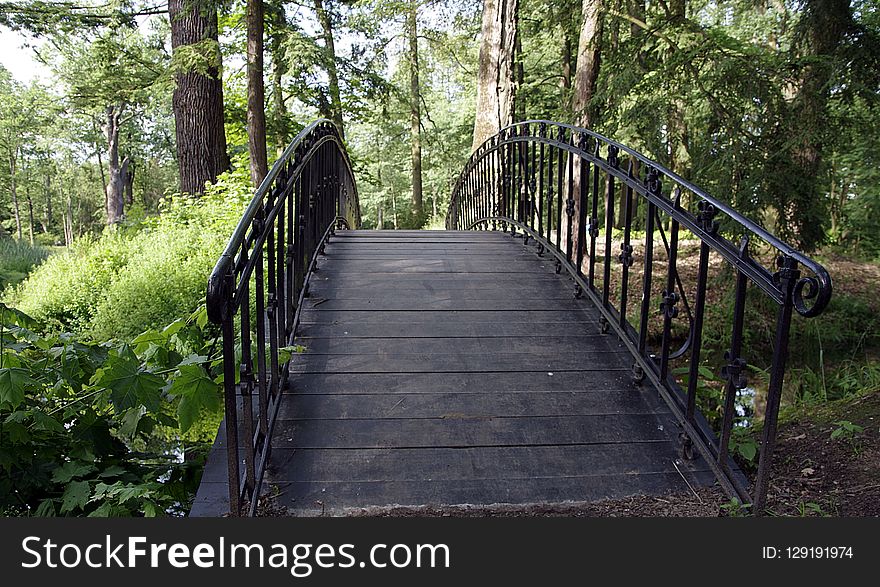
247, 0, 269, 187
572, 0, 603, 128
472, 0, 518, 150
55, 29, 161, 224
313, 0, 345, 136
406, 0, 424, 221
168, 0, 229, 195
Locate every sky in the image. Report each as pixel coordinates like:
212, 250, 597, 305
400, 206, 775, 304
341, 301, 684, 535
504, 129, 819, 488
0, 27, 50, 83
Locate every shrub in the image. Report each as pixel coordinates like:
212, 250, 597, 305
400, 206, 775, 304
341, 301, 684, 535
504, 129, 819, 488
9, 167, 251, 339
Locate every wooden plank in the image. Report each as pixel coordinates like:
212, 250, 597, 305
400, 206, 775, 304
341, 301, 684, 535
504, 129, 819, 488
290, 351, 632, 373
296, 322, 600, 338
294, 336, 620, 355
307, 273, 573, 288
300, 297, 593, 311
286, 371, 636, 395
315, 259, 561, 273
276, 391, 657, 420
265, 472, 718, 513
270, 413, 677, 448
299, 310, 598, 324
204, 442, 689, 483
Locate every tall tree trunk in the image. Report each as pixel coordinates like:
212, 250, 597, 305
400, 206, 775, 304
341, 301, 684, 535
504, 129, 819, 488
268, 2, 289, 156
169, 0, 230, 195
104, 106, 126, 225
43, 168, 52, 233
123, 159, 135, 206
572, 0, 604, 128
513, 0, 524, 122
472, 0, 519, 151
561, 26, 572, 92
313, 0, 344, 137
25, 169, 34, 245
9, 149, 21, 240
568, 0, 604, 262
247, 0, 269, 187
407, 0, 424, 222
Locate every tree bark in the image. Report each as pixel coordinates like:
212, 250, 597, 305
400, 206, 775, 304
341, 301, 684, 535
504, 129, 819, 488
572, 0, 604, 128
247, 0, 269, 187
472, 0, 519, 151
268, 3, 288, 156
169, 0, 230, 195
313, 0, 344, 137
407, 0, 424, 222
568, 0, 604, 261
104, 106, 126, 225
43, 168, 52, 233
25, 168, 34, 245
9, 148, 21, 240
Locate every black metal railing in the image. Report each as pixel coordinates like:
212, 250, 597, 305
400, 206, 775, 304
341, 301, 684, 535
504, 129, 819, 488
446, 120, 832, 513
206, 120, 360, 515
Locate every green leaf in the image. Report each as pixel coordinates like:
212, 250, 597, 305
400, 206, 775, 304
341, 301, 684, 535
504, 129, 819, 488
0, 350, 21, 368
118, 406, 147, 439
132, 329, 166, 354
99, 346, 165, 412
98, 465, 126, 479
0, 367, 36, 409
172, 364, 221, 433
52, 461, 97, 484
32, 411, 64, 433
278, 345, 307, 365
34, 499, 57, 517
737, 441, 757, 461
162, 319, 186, 337
5, 421, 30, 444
60, 480, 91, 513
178, 354, 208, 366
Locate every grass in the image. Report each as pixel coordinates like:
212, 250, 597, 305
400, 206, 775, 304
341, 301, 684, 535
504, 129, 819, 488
0, 237, 49, 292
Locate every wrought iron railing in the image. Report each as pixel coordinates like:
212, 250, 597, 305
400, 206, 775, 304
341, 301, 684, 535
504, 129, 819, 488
446, 120, 832, 513
206, 120, 360, 515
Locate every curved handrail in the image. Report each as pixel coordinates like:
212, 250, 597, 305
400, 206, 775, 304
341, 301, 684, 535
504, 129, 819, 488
205, 119, 360, 516
448, 120, 831, 318
446, 119, 832, 513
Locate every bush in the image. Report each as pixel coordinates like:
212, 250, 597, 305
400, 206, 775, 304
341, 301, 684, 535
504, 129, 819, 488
0, 237, 48, 291
9, 167, 251, 340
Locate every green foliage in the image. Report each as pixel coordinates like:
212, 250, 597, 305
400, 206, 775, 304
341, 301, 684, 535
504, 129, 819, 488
728, 426, 759, 465
0, 301, 224, 516
9, 172, 250, 339
0, 237, 48, 290
830, 420, 864, 441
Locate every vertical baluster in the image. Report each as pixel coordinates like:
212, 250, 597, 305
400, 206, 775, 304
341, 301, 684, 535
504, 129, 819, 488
618, 160, 635, 327
546, 131, 554, 240
685, 200, 718, 432
575, 133, 589, 276
220, 272, 240, 515
529, 131, 537, 232
658, 188, 682, 383
588, 142, 600, 289
555, 127, 565, 251
286, 161, 296, 340
537, 124, 545, 239
564, 140, 575, 265
275, 181, 287, 375
602, 145, 619, 308
239, 272, 256, 500
753, 255, 799, 514
718, 237, 749, 477
638, 168, 660, 355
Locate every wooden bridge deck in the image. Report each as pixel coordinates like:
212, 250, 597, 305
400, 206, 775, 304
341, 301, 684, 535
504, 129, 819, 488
192, 230, 717, 516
